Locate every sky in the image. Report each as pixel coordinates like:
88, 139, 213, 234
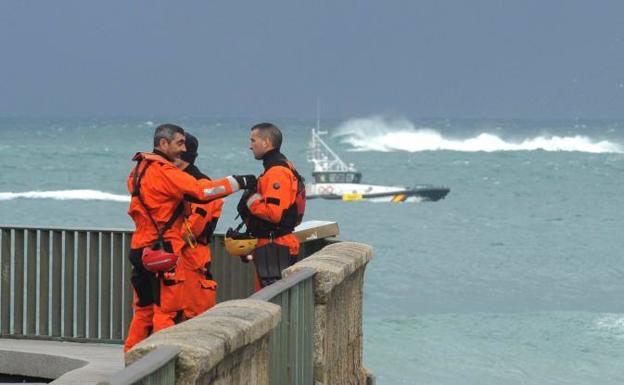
1, 0, 624, 119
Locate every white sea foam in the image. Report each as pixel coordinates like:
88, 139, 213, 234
0, 189, 130, 202
334, 116, 624, 153
595, 314, 624, 339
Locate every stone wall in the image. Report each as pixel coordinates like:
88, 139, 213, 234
125, 299, 280, 385
283, 242, 374, 385
125, 241, 374, 385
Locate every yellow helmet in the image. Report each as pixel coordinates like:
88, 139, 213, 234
224, 227, 258, 257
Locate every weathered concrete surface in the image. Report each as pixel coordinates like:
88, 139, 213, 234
284, 242, 373, 304
283, 241, 373, 385
126, 299, 280, 385
0, 338, 123, 384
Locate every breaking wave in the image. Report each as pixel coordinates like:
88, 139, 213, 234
334, 116, 624, 153
0, 190, 130, 202
595, 314, 624, 339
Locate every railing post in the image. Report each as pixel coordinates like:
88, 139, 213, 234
88, 231, 100, 339
1, 228, 11, 335
76, 231, 88, 338
26, 229, 37, 335
122, 232, 133, 342
64, 231, 75, 338
51, 230, 63, 337
14, 229, 25, 335
100, 232, 112, 340
39, 230, 50, 336
112, 233, 123, 340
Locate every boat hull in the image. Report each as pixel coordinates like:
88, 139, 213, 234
306, 183, 450, 202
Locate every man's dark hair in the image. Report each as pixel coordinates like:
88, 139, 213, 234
251, 122, 282, 150
154, 124, 185, 147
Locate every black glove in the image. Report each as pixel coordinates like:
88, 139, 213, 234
233, 174, 257, 190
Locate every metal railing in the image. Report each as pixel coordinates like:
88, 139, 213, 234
97, 346, 180, 385
0, 225, 133, 343
108, 268, 317, 385
0, 221, 337, 384
251, 267, 316, 385
0, 224, 334, 343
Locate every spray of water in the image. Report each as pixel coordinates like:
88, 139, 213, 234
0, 189, 130, 202
334, 116, 624, 153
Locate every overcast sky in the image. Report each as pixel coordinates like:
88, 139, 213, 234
1, 1, 623, 119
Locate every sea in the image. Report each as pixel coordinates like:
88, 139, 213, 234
1, 116, 623, 384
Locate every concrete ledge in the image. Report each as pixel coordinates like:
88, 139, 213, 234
293, 220, 340, 243
283, 242, 373, 303
0, 339, 123, 385
0, 349, 85, 380
126, 299, 280, 385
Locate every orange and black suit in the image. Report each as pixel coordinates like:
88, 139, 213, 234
239, 149, 301, 290
124, 150, 240, 352
179, 164, 223, 319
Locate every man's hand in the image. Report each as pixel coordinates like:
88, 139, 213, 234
233, 175, 257, 190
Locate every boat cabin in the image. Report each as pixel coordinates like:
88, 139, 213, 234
312, 171, 362, 184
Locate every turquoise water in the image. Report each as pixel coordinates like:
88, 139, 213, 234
1, 117, 623, 384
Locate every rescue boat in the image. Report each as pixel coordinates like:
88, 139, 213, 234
305, 127, 450, 202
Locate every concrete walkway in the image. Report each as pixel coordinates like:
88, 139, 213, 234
0, 338, 124, 384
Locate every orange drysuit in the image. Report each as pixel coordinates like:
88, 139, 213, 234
242, 149, 301, 290
124, 151, 239, 352
179, 164, 224, 318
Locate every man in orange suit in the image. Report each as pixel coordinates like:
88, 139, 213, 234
125, 124, 256, 351
238, 123, 304, 289
176, 132, 223, 319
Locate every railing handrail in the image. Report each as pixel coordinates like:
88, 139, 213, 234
0, 220, 340, 242
0, 224, 134, 233
96, 345, 180, 385
249, 267, 316, 301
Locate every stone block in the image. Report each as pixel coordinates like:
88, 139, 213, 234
283, 242, 372, 303
283, 241, 373, 385
126, 299, 280, 385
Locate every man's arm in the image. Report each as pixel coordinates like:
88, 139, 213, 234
162, 165, 255, 201
246, 167, 295, 224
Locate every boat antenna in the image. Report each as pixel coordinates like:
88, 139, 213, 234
307, 102, 356, 173
315, 97, 320, 133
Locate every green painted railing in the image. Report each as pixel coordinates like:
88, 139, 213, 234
0, 225, 133, 343
97, 346, 180, 385
0, 221, 338, 384
250, 267, 316, 385
0, 222, 336, 343
111, 268, 317, 385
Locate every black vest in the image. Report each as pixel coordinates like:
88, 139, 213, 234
237, 150, 298, 238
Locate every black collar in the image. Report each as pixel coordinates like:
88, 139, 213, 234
183, 164, 210, 180
153, 148, 174, 162
262, 149, 287, 170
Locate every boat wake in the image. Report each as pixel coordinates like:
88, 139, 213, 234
0, 189, 130, 202
335, 116, 624, 153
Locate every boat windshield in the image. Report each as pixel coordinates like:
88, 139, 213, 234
313, 172, 362, 184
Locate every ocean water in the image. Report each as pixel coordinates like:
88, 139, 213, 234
1, 117, 623, 384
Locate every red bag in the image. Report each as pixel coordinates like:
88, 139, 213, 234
142, 246, 178, 273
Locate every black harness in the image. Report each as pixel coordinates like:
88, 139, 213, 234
237, 151, 302, 239
131, 159, 184, 246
